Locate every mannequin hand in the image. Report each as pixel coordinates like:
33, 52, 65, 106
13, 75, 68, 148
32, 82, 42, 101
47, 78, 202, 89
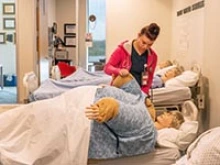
85, 97, 119, 123
85, 104, 100, 120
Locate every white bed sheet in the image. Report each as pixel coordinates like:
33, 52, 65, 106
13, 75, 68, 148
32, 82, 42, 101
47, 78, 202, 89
0, 86, 99, 165
150, 86, 192, 106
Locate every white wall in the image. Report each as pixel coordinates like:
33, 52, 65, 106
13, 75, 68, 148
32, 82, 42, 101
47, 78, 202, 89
0, 0, 16, 75
48, 0, 56, 26
203, 0, 220, 128
56, 0, 76, 64
171, 0, 205, 69
106, 0, 173, 63
171, 0, 220, 128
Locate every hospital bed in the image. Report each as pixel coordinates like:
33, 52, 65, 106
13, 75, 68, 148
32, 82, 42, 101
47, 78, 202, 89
23, 67, 112, 102
87, 100, 200, 165
24, 64, 193, 102
150, 63, 201, 107
151, 63, 209, 134
0, 88, 201, 165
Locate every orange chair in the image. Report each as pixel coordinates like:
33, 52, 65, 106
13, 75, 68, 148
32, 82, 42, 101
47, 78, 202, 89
57, 62, 76, 78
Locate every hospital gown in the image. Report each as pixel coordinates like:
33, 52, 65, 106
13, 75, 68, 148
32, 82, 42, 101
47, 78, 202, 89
89, 79, 157, 159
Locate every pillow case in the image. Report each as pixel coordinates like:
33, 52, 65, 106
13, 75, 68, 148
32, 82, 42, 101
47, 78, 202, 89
176, 121, 199, 151
23, 72, 38, 93
156, 127, 179, 148
156, 100, 199, 151
165, 70, 199, 87
155, 65, 177, 76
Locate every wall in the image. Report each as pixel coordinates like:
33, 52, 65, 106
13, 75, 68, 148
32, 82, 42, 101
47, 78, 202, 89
0, 0, 16, 75
171, 0, 205, 69
171, 0, 220, 128
56, 0, 76, 64
48, 0, 56, 26
203, 0, 220, 128
105, 0, 173, 63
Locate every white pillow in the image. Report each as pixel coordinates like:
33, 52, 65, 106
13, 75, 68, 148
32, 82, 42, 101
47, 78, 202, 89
157, 121, 199, 151
23, 72, 38, 93
155, 65, 177, 76
176, 121, 199, 151
157, 128, 179, 149
181, 100, 198, 121
165, 70, 199, 87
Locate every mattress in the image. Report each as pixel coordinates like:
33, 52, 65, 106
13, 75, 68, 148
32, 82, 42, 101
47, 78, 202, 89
150, 86, 192, 106
88, 147, 181, 165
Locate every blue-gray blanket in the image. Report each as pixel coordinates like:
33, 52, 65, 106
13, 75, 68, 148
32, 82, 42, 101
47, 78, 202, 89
89, 79, 157, 159
30, 68, 111, 101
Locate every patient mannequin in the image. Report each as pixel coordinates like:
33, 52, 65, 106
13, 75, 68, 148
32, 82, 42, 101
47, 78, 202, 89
86, 100, 184, 130
154, 111, 184, 130
85, 74, 184, 130
85, 74, 184, 159
151, 66, 182, 89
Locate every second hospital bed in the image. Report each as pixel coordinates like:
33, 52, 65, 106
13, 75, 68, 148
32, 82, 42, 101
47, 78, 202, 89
24, 67, 112, 101
24, 64, 200, 103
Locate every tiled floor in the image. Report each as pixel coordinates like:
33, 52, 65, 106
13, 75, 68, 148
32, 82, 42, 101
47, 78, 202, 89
2, 86, 17, 94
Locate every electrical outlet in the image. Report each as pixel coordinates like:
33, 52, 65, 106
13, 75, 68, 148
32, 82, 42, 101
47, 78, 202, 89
197, 94, 205, 109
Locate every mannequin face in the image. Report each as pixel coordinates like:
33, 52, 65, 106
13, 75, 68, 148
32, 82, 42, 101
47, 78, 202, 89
163, 68, 177, 80
156, 112, 174, 128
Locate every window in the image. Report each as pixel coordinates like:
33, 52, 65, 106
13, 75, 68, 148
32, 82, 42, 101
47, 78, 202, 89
87, 0, 106, 64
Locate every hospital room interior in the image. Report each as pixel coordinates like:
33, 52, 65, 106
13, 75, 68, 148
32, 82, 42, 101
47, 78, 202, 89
0, 0, 220, 164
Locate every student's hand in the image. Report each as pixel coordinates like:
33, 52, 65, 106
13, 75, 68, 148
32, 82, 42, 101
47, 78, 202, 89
119, 69, 129, 77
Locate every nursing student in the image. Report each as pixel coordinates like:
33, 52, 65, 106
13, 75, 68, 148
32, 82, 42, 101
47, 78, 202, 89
104, 23, 160, 95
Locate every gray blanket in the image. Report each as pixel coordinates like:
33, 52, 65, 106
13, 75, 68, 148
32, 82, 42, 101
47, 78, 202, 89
30, 68, 111, 101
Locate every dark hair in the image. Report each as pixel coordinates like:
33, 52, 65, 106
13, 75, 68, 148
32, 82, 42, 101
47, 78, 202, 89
140, 23, 160, 41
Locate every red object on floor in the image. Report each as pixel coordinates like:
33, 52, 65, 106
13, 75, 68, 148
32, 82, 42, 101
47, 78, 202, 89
57, 62, 76, 78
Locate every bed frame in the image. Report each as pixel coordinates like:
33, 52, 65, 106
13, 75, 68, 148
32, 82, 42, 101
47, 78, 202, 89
152, 63, 209, 134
